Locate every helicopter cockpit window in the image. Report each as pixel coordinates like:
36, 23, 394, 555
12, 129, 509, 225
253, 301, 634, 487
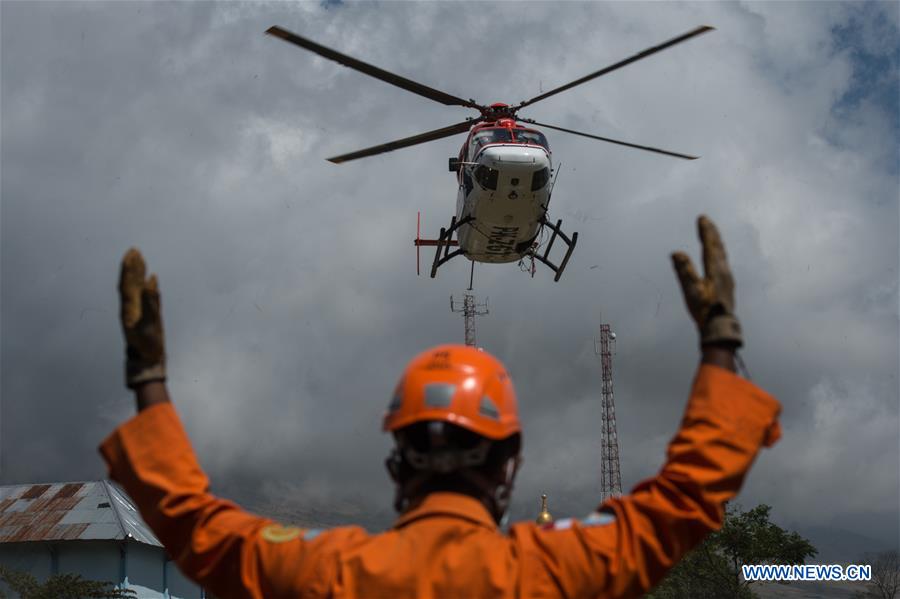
470, 129, 513, 155
531, 167, 551, 191
515, 130, 549, 149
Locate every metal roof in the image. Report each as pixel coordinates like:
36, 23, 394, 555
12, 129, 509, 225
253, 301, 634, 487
0, 480, 161, 546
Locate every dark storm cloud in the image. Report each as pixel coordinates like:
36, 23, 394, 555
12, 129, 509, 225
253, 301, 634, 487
2, 1, 897, 558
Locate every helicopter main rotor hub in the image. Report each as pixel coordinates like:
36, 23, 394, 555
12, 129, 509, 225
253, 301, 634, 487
480, 103, 518, 121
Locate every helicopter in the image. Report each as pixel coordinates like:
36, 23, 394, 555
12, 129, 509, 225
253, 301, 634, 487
266, 25, 713, 282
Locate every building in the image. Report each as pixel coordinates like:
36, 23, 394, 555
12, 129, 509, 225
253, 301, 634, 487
0, 480, 205, 598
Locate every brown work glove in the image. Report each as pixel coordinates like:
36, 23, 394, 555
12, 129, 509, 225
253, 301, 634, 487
671, 215, 743, 348
118, 248, 166, 388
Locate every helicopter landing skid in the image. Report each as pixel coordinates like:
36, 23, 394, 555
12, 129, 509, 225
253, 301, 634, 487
414, 212, 577, 282
427, 215, 473, 278
413, 212, 473, 278
529, 217, 578, 282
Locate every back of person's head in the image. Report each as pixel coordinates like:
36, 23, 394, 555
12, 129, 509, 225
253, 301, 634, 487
384, 345, 523, 522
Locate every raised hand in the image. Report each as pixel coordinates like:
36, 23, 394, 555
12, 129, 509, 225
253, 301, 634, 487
119, 248, 166, 388
671, 216, 743, 348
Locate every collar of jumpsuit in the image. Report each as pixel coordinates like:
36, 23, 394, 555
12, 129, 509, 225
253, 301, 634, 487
393, 491, 498, 531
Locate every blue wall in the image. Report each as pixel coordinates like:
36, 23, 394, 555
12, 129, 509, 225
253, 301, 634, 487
0, 540, 204, 598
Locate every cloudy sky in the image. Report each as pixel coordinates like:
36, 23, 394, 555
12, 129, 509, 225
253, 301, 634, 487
2, 1, 897, 562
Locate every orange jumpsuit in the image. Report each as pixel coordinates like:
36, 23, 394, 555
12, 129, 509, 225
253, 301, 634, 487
100, 364, 781, 599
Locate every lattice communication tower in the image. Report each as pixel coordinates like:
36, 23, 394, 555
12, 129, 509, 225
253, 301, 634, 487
595, 324, 622, 501
450, 294, 489, 347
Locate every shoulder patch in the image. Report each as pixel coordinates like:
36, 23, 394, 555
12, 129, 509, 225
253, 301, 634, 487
540, 517, 574, 531
260, 524, 303, 543
582, 511, 616, 527
539, 513, 616, 531
303, 528, 323, 541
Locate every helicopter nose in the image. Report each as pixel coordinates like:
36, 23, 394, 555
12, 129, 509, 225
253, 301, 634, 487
479, 145, 549, 171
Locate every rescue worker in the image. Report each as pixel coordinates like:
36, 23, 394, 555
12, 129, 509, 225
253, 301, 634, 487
101, 215, 781, 598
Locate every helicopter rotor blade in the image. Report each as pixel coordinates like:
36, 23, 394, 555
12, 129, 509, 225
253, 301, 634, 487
517, 25, 714, 110
266, 26, 482, 110
524, 119, 699, 160
327, 119, 481, 164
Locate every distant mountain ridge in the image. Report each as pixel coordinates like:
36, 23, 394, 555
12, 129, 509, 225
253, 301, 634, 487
799, 524, 897, 563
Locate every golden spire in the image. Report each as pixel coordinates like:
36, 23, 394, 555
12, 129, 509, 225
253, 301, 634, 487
536, 493, 553, 525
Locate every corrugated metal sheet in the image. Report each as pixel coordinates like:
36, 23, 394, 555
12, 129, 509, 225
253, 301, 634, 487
0, 481, 161, 546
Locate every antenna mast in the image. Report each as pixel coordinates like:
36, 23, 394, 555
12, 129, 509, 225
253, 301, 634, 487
595, 323, 622, 502
450, 294, 489, 347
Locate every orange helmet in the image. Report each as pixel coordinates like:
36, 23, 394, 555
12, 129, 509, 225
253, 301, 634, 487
383, 345, 520, 440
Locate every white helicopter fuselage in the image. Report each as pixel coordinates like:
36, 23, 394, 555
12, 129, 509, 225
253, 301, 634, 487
456, 143, 552, 263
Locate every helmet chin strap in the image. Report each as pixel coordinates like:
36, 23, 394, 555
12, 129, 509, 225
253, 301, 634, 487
461, 454, 521, 523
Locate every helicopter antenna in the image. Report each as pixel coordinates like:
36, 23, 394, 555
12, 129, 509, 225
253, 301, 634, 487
549, 162, 562, 198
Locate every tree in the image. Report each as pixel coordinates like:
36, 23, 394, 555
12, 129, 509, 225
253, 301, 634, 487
870, 550, 900, 599
853, 550, 900, 599
0, 565, 136, 599
647, 503, 818, 599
